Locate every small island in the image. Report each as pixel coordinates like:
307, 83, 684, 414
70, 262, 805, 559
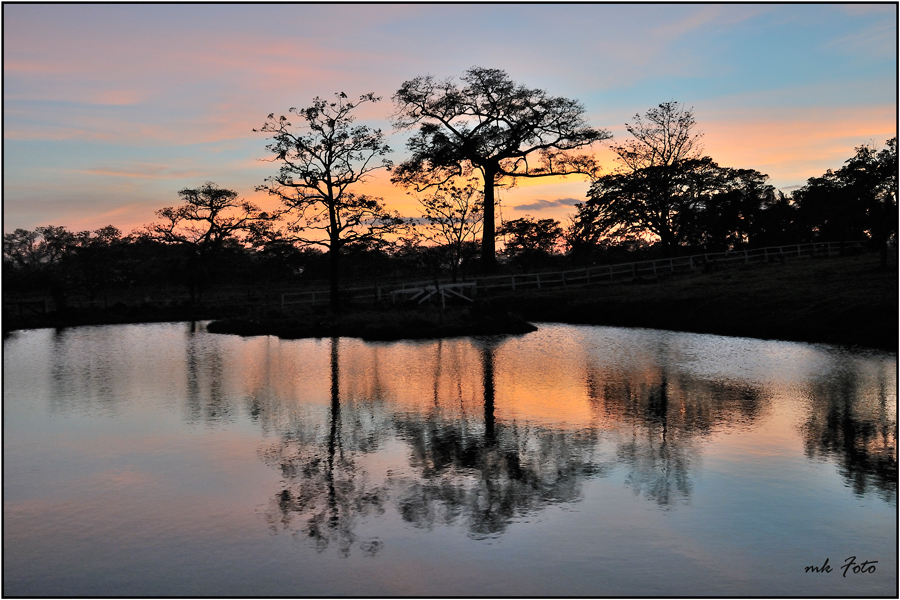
206, 304, 538, 342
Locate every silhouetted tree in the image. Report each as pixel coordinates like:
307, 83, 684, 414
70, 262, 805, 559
680, 165, 777, 250
67, 225, 125, 303
575, 152, 776, 254
3, 225, 93, 310
143, 182, 272, 303
577, 156, 712, 253
584, 102, 705, 256
615, 101, 704, 172
498, 215, 563, 271
256, 93, 404, 312
393, 67, 610, 269
414, 177, 484, 282
793, 137, 897, 267
744, 190, 802, 248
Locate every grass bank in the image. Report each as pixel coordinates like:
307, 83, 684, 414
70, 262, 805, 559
501, 253, 897, 351
5, 252, 895, 351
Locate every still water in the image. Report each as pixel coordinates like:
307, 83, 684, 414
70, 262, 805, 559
3, 322, 896, 596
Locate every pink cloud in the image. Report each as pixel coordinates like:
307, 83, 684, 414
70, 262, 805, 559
77, 164, 210, 180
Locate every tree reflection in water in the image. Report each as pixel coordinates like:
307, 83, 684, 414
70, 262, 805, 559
31, 322, 894, 558
801, 355, 897, 502
184, 324, 233, 424
173, 330, 891, 556
391, 339, 607, 538
260, 338, 389, 557
586, 361, 768, 507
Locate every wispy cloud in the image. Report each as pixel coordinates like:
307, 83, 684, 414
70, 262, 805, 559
2, 4, 895, 233
512, 198, 581, 212
78, 163, 209, 180
825, 19, 897, 59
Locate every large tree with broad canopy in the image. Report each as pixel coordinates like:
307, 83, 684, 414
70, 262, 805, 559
392, 67, 611, 269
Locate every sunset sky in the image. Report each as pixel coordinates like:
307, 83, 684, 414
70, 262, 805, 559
3, 3, 896, 234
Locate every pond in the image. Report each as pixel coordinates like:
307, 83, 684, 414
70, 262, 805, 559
3, 322, 896, 596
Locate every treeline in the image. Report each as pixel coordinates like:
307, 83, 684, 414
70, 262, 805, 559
4, 68, 897, 311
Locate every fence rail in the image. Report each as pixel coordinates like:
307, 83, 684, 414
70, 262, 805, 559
281, 240, 870, 308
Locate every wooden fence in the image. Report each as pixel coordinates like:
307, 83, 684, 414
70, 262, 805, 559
281, 240, 870, 309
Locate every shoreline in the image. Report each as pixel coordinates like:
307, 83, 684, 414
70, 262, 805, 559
4, 254, 896, 352
205, 306, 538, 342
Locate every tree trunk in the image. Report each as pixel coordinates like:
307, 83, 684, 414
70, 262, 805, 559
451, 245, 459, 283
327, 337, 340, 521
481, 168, 498, 271
329, 247, 341, 314
327, 199, 342, 314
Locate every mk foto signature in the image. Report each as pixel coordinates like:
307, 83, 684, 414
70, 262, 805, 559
806, 556, 878, 576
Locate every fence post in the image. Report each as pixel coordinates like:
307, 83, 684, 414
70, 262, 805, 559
689, 256, 694, 270
744, 249, 749, 264
511, 275, 516, 291
561, 272, 566, 287
536, 274, 541, 289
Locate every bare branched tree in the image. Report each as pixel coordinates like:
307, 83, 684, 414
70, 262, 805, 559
613, 101, 703, 172
256, 93, 403, 311
414, 177, 484, 282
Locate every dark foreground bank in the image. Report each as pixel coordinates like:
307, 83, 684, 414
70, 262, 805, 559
506, 253, 898, 352
206, 253, 896, 350
4, 253, 896, 351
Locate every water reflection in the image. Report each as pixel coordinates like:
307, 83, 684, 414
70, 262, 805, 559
585, 360, 769, 506
241, 331, 806, 554
801, 354, 897, 501
185, 331, 234, 424
392, 340, 606, 538
262, 338, 390, 556
16, 323, 895, 564
165, 328, 896, 554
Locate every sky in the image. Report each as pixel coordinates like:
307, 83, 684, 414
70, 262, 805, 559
3, 3, 897, 234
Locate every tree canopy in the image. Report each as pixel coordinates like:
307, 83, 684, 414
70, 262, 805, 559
143, 182, 271, 302
498, 216, 563, 271
572, 103, 777, 256
792, 137, 897, 266
393, 66, 611, 268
